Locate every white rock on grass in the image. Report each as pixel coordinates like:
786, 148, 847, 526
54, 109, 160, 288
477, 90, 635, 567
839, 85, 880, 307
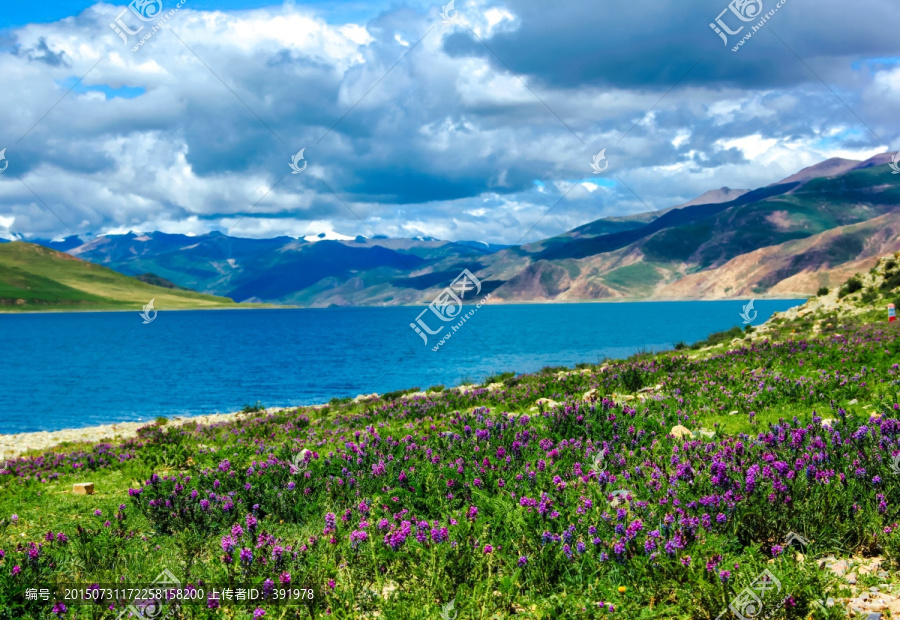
669, 425, 693, 439
535, 398, 561, 409
72, 482, 94, 495
352, 393, 379, 403
455, 384, 480, 393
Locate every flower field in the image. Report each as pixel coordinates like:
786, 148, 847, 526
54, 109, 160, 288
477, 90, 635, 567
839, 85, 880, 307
3, 288, 900, 618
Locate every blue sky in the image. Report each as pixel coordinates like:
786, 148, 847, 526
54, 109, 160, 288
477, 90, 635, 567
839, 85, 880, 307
0, 0, 898, 243
0, 1, 410, 29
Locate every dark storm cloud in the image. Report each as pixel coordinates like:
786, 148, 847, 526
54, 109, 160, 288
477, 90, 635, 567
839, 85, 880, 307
443, 0, 900, 90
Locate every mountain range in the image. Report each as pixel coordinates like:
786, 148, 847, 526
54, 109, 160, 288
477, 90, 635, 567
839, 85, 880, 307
4, 152, 899, 307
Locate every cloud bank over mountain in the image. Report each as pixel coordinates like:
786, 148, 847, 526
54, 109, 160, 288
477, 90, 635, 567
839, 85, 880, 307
0, 0, 898, 245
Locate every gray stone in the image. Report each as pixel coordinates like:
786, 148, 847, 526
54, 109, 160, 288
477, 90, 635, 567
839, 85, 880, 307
828, 559, 849, 576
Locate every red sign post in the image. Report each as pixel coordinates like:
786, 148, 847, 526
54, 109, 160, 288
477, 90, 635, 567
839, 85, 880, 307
890, 303, 896, 323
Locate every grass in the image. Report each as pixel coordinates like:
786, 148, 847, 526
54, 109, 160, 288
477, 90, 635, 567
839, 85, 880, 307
599, 262, 662, 295
0, 242, 251, 312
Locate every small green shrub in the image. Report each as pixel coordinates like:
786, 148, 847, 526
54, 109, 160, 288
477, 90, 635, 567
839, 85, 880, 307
691, 325, 744, 349
882, 530, 900, 570
241, 401, 265, 413
382, 387, 420, 400
484, 371, 515, 385
816, 286, 829, 296
881, 270, 900, 293
839, 276, 863, 298
619, 366, 644, 392
860, 288, 879, 304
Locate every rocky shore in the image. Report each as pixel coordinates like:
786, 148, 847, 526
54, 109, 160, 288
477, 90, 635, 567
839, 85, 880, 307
0, 388, 475, 459
0, 408, 287, 458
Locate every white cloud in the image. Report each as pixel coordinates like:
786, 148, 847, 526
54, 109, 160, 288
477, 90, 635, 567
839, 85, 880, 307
716, 135, 779, 160
0, 1, 896, 246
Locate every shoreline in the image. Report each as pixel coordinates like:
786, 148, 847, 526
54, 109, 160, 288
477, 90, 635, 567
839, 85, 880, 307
0, 407, 289, 458
0, 303, 284, 315
0, 296, 808, 314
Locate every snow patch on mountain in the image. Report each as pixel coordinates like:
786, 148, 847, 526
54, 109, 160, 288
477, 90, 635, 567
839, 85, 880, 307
302, 231, 358, 242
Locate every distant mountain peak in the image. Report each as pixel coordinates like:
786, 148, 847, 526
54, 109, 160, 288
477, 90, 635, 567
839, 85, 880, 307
99, 230, 139, 238
852, 151, 899, 170
774, 157, 862, 186
672, 187, 750, 210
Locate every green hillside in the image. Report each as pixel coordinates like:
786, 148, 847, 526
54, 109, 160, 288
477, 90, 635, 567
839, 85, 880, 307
0, 242, 245, 311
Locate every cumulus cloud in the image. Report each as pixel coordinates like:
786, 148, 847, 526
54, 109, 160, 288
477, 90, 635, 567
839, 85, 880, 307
0, 0, 897, 245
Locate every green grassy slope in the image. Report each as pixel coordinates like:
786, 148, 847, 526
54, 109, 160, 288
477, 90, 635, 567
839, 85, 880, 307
0, 242, 244, 311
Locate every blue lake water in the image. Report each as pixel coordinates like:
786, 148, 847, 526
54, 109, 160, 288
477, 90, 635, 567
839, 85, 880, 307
0, 300, 804, 433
